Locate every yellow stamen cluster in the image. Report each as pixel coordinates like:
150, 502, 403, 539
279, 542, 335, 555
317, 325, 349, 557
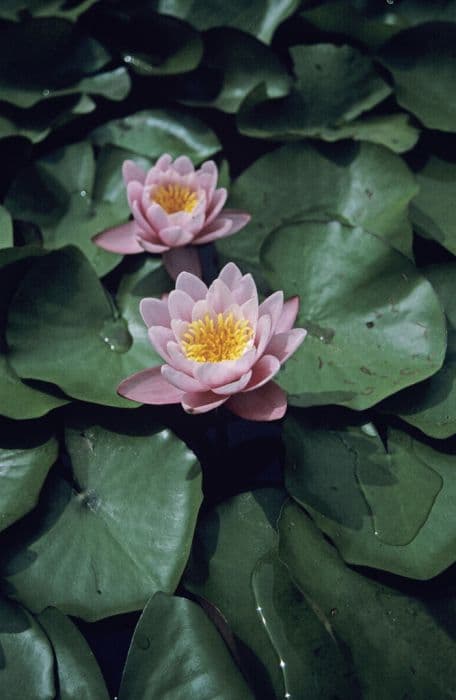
152, 183, 198, 214
182, 313, 253, 363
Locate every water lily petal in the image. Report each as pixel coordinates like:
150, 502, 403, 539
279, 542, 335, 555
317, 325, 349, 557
159, 226, 193, 247
146, 202, 169, 231
259, 291, 284, 333
155, 153, 173, 172
266, 328, 308, 364
132, 200, 155, 237
207, 279, 234, 314
255, 314, 272, 358
127, 181, 144, 209
139, 239, 169, 254
193, 349, 256, 388
181, 391, 228, 414
212, 370, 253, 396
194, 218, 232, 244
176, 271, 208, 300
197, 160, 218, 201
241, 297, 258, 327
161, 365, 202, 392
222, 210, 251, 234
148, 326, 174, 361
167, 341, 195, 375
226, 381, 287, 422
92, 221, 144, 254
232, 274, 257, 306
122, 160, 146, 186
275, 296, 300, 333
173, 155, 195, 175
219, 262, 243, 290
163, 247, 202, 280
118, 366, 183, 404
204, 188, 228, 226
168, 289, 195, 322
140, 298, 170, 328
244, 355, 280, 392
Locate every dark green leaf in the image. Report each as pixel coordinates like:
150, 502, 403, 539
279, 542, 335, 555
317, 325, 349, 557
411, 156, 456, 255
261, 220, 445, 409
238, 44, 391, 138
378, 23, 456, 132
2, 412, 202, 620
279, 502, 456, 699
0, 207, 12, 249
119, 592, 254, 699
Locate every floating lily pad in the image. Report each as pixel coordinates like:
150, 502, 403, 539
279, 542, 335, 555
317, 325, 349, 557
151, 0, 300, 44
0, 206, 12, 249
176, 27, 291, 113
2, 412, 202, 620
217, 142, 418, 268
0, 419, 57, 533
0, 597, 55, 699
0, 18, 130, 108
91, 108, 221, 164
238, 43, 391, 138
261, 220, 445, 410
411, 156, 456, 255
380, 263, 456, 438
0, 0, 98, 21
378, 23, 456, 132
285, 414, 456, 578
37, 608, 110, 699
6, 247, 165, 407
279, 502, 456, 698
119, 593, 254, 700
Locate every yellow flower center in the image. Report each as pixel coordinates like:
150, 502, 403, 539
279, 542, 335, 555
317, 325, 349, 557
182, 313, 254, 363
152, 183, 198, 214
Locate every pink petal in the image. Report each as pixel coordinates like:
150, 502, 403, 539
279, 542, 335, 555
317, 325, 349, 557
258, 291, 284, 333
163, 246, 202, 281
167, 341, 195, 374
197, 160, 218, 201
181, 390, 228, 414
176, 271, 208, 300
148, 326, 174, 361
168, 289, 194, 322
132, 200, 155, 237
212, 370, 252, 396
207, 279, 234, 314
244, 355, 280, 392
219, 262, 243, 290
191, 299, 215, 322
195, 217, 233, 245
255, 314, 272, 358
233, 274, 257, 306
159, 226, 193, 247
92, 221, 143, 254
193, 349, 256, 388
140, 298, 170, 328
171, 318, 189, 343
127, 181, 144, 209
118, 366, 183, 405
222, 210, 251, 234
204, 188, 228, 226
155, 154, 173, 172
146, 202, 169, 231
173, 155, 195, 175
226, 381, 287, 422
276, 296, 300, 333
140, 239, 169, 254
122, 160, 146, 186
265, 329, 307, 364
241, 297, 258, 327
161, 365, 202, 392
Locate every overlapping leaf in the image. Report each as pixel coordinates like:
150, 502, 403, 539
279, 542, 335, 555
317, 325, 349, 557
1, 411, 202, 620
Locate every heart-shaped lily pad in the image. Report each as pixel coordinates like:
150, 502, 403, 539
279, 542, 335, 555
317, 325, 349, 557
2, 411, 202, 620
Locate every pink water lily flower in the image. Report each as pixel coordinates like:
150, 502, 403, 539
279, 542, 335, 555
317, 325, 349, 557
93, 154, 250, 279
118, 263, 307, 421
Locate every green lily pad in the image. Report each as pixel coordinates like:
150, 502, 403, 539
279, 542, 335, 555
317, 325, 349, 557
0, 597, 55, 699
176, 27, 291, 113
380, 263, 456, 439
411, 156, 456, 255
285, 414, 456, 578
37, 608, 109, 699
261, 220, 445, 410
6, 247, 165, 407
217, 142, 418, 268
0, 419, 58, 533
91, 108, 221, 164
0, 17, 130, 108
279, 502, 456, 698
2, 411, 202, 620
0, 247, 69, 420
151, 0, 300, 44
0, 207, 12, 249
184, 489, 287, 699
0, 0, 98, 21
119, 593, 254, 699
238, 43, 391, 138
378, 22, 456, 132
